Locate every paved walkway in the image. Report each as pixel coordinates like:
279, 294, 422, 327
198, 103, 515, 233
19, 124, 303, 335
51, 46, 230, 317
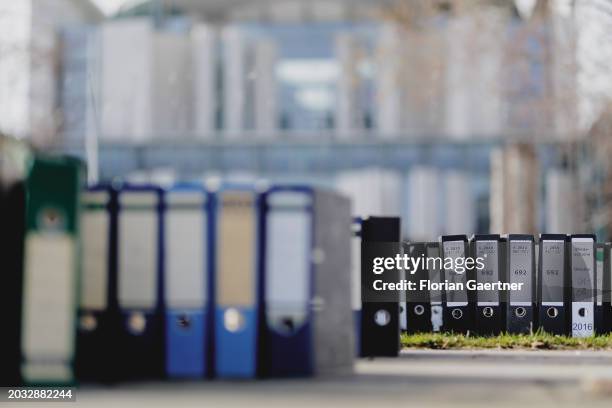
8, 350, 612, 407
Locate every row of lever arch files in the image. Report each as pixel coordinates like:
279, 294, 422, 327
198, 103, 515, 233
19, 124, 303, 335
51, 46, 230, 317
392, 235, 612, 339
7, 156, 356, 386
8, 156, 608, 384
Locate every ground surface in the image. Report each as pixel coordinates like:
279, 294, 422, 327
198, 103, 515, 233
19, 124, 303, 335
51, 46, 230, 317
7, 349, 612, 407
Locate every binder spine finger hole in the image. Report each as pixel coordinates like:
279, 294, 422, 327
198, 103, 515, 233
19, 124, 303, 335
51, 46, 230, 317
547, 307, 559, 319
224, 308, 245, 332
578, 308, 587, 318
374, 310, 391, 326
414, 305, 425, 316
39, 207, 66, 230
483, 307, 494, 318
79, 314, 97, 331
515, 307, 527, 318
451, 309, 463, 320
128, 312, 147, 334
281, 317, 295, 334
177, 314, 191, 329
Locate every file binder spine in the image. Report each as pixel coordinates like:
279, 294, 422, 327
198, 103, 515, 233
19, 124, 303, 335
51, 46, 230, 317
0, 139, 30, 386
76, 185, 119, 381
604, 243, 612, 334
499, 237, 508, 329
207, 193, 217, 376
595, 243, 606, 335
535, 242, 540, 298
22, 156, 83, 385
399, 268, 408, 333
311, 190, 353, 374
569, 234, 595, 338
506, 234, 536, 334
425, 243, 444, 332
472, 235, 504, 336
405, 243, 431, 333
1, 181, 26, 386
360, 217, 400, 357
262, 187, 315, 377
398, 243, 407, 335
351, 218, 362, 355
441, 235, 472, 334
116, 185, 165, 379
537, 234, 568, 335
164, 185, 210, 378
215, 188, 263, 378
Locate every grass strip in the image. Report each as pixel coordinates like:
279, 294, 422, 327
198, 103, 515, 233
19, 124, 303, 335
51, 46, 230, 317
401, 331, 612, 350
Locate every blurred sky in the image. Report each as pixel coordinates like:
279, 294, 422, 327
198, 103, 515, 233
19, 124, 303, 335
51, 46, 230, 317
92, 0, 131, 15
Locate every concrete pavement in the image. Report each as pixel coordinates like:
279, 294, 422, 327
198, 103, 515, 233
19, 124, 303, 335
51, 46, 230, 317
7, 350, 612, 407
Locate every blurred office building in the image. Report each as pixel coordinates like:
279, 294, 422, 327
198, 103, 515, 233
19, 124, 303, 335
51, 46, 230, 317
1, 0, 612, 239
0, 0, 102, 146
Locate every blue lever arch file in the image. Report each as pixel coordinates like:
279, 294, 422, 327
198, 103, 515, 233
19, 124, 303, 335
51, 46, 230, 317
262, 186, 353, 377
214, 188, 262, 378
164, 185, 212, 378
263, 187, 313, 376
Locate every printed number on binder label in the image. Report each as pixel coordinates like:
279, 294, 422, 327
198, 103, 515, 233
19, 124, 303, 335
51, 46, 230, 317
572, 323, 593, 331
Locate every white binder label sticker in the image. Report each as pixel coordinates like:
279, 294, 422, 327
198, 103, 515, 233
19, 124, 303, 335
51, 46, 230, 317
166, 207, 206, 308
119, 208, 158, 309
541, 241, 564, 303
509, 240, 533, 304
266, 204, 311, 306
81, 210, 109, 309
443, 240, 467, 305
475, 240, 499, 304
23, 234, 76, 363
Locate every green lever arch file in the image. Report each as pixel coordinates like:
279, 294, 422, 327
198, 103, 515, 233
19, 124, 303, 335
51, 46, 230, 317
21, 156, 83, 385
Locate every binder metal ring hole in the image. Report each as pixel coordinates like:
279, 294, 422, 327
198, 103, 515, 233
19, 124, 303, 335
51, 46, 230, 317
547, 307, 559, 319
414, 305, 425, 316
483, 307, 494, 318
128, 312, 147, 334
578, 307, 587, 317
515, 307, 527, 318
80, 314, 97, 331
451, 308, 463, 320
374, 309, 391, 326
178, 314, 191, 329
224, 308, 246, 332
